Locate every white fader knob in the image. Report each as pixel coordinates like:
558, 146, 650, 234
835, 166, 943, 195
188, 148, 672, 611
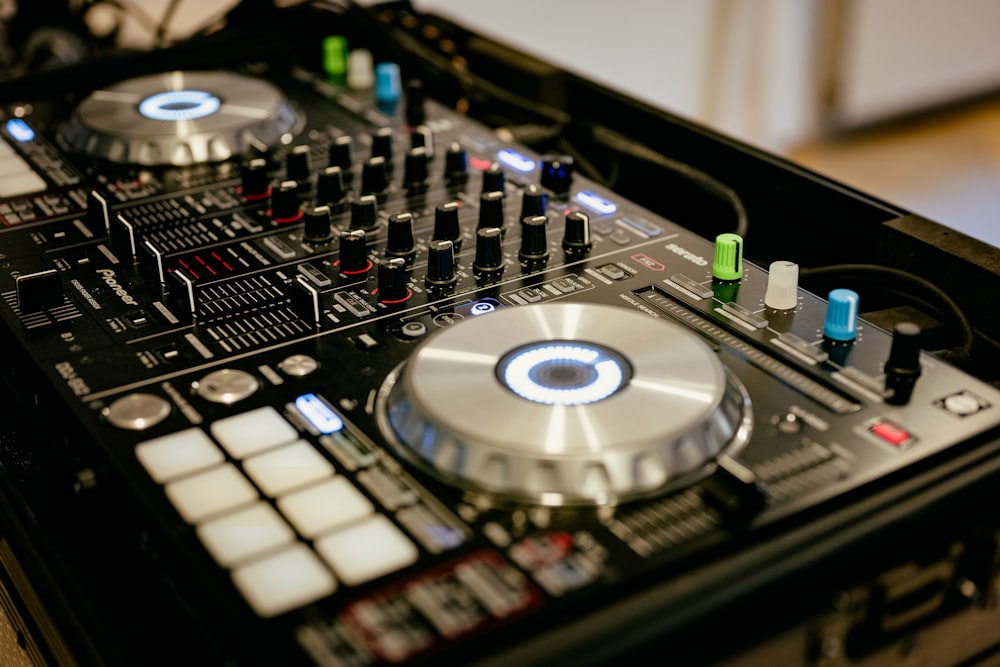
765, 261, 799, 310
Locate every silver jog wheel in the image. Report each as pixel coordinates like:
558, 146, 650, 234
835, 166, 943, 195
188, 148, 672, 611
377, 302, 752, 507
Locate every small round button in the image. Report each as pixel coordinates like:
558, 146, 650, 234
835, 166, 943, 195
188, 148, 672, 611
192, 369, 259, 404
401, 321, 427, 338
943, 392, 982, 416
102, 393, 171, 430
278, 354, 319, 377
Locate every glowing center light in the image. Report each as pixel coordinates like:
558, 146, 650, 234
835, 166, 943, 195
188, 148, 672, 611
499, 342, 629, 406
138, 90, 222, 121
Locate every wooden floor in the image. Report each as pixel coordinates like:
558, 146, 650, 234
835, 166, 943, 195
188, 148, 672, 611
787, 96, 1000, 249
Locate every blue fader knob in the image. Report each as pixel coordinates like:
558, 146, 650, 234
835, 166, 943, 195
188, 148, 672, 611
823, 288, 859, 341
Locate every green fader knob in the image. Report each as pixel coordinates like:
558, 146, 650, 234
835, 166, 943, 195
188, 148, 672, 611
713, 233, 743, 281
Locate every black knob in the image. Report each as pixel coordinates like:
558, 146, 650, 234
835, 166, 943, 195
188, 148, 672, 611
473, 227, 504, 279
520, 183, 547, 219
403, 147, 429, 190
482, 162, 505, 194
410, 124, 432, 155
386, 212, 416, 262
562, 210, 592, 254
371, 127, 394, 162
271, 180, 302, 223
444, 141, 468, 183
425, 240, 457, 287
540, 155, 574, 196
286, 145, 311, 183
350, 194, 379, 231
433, 201, 462, 249
361, 156, 389, 195
885, 322, 923, 405
304, 206, 333, 243
519, 215, 549, 265
377, 257, 410, 303
328, 135, 354, 177
478, 190, 505, 231
338, 229, 370, 274
405, 78, 427, 127
240, 158, 271, 201
316, 166, 346, 205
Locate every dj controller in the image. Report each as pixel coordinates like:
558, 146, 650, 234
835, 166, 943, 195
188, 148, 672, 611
1, 4, 1000, 666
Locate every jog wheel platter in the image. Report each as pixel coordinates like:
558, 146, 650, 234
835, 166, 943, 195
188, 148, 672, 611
60, 70, 301, 166
378, 303, 753, 506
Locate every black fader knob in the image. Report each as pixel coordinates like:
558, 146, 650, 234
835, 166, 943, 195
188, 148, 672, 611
540, 155, 574, 197
385, 212, 417, 262
433, 201, 462, 249
444, 141, 468, 183
885, 322, 923, 405
473, 227, 504, 280
478, 191, 505, 231
518, 215, 549, 265
562, 210, 592, 255
240, 158, 271, 202
377, 257, 411, 303
316, 166, 346, 206
520, 183, 547, 220
425, 239, 457, 288
271, 180, 302, 223
304, 206, 333, 244
349, 194, 379, 232
338, 229, 370, 275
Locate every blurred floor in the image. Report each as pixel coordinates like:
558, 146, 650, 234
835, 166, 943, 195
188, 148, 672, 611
787, 95, 1000, 249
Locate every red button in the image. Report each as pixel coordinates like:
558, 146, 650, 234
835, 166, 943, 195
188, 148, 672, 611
871, 420, 911, 446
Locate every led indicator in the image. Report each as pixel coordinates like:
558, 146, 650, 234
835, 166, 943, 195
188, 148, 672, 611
138, 90, 222, 121
575, 190, 617, 216
499, 342, 629, 406
295, 393, 343, 434
5, 119, 35, 142
497, 148, 536, 173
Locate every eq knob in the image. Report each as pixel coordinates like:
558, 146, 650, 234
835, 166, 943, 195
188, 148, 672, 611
765, 261, 799, 310
338, 229, 370, 275
304, 206, 333, 244
562, 210, 592, 255
271, 180, 303, 223
385, 212, 417, 262
328, 135, 354, 178
377, 257, 411, 303
410, 124, 433, 155
405, 78, 427, 126
478, 191, 505, 231
884, 322, 923, 405
361, 156, 389, 195
823, 288, 859, 342
482, 162, 505, 194
444, 142, 468, 183
286, 145, 311, 183
433, 201, 462, 249
349, 194, 379, 232
540, 155, 574, 197
712, 233, 743, 281
316, 166, 346, 206
520, 184, 547, 220
371, 127, 394, 162
519, 215, 549, 265
473, 227, 504, 280
403, 147, 429, 190
425, 240, 458, 288
240, 158, 271, 201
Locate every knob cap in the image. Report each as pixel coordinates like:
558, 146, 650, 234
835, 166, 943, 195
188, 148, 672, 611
482, 162, 505, 194
410, 124, 432, 155
386, 212, 416, 262
361, 156, 389, 195
240, 158, 270, 201
433, 201, 462, 249
316, 166, 346, 205
478, 190, 505, 231
403, 147, 429, 189
823, 288, 859, 342
425, 239, 457, 287
377, 257, 410, 303
371, 127, 394, 162
519, 215, 549, 264
328, 135, 354, 176
286, 145, 311, 183
520, 184, 547, 220
271, 180, 302, 223
885, 322, 922, 405
350, 194, 379, 231
712, 233, 743, 281
764, 261, 799, 310
375, 62, 402, 114
473, 227, 504, 278
304, 206, 333, 243
444, 142, 468, 182
562, 210, 592, 254
15, 268, 63, 312
338, 229, 370, 274
540, 155, 574, 196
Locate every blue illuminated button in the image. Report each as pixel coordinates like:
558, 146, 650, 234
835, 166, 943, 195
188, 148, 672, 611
138, 90, 221, 121
469, 301, 496, 316
574, 190, 617, 216
497, 148, 536, 173
294, 394, 343, 434
5, 119, 35, 142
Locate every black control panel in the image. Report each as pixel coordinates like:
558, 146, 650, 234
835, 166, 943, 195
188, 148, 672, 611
1, 38, 998, 667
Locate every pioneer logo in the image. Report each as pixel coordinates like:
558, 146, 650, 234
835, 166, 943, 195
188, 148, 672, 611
96, 269, 138, 306
665, 243, 709, 266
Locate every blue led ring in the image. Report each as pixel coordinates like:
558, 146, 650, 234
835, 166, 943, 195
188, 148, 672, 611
138, 90, 222, 121
497, 341, 630, 406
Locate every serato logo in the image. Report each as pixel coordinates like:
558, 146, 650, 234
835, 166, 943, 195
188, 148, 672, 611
664, 243, 709, 266
96, 269, 138, 306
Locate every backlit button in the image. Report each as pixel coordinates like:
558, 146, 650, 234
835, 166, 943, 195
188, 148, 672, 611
165, 464, 258, 523
211, 406, 298, 458
870, 420, 912, 447
315, 514, 418, 586
197, 501, 295, 567
136, 428, 224, 483
231, 543, 337, 618
277, 477, 373, 538
243, 440, 335, 497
